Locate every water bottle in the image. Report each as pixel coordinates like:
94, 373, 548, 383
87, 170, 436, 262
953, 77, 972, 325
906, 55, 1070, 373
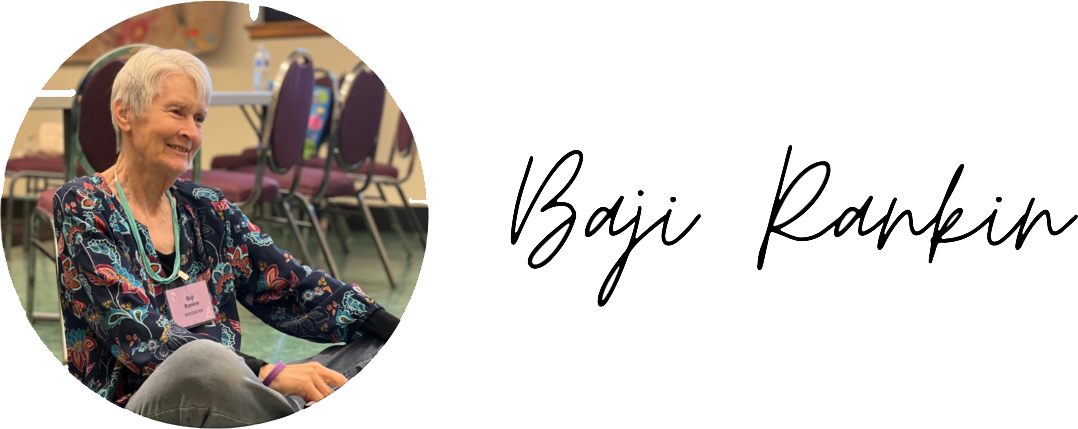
253, 45, 270, 91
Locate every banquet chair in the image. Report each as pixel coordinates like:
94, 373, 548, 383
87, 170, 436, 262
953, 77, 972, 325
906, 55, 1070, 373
3, 157, 66, 258
203, 50, 342, 278
26, 45, 209, 324
230, 63, 399, 287
300, 96, 424, 252
208, 63, 404, 287
301, 113, 425, 252
369, 112, 425, 248
298, 69, 354, 253
306, 63, 398, 287
25, 44, 150, 329
310, 63, 398, 288
208, 68, 342, 251
209, 65, 401, 256
311, 70, 357, 253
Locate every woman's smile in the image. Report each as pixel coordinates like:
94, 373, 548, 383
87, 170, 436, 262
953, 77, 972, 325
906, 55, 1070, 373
166, 142, 190, 155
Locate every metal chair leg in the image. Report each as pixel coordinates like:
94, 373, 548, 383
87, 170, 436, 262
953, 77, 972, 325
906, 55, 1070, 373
22, 180, 33, 253
322, 200, 352, 254
51, 219, 67, 365
394, 184, 426, 249
339, 211, 354, 253
4, 176, 16, 261
29, 209, 60, 323
298, 202, 311, 245
293, 193, 340, 279
330, 207, 352, 254
335, 208, 353, 240
375, 184, 412, 258
266, 201, 284, 246
357, 193, 397, 288
25, 203, 35, 324
280, 200, 315, 268
4, 201, 13, 260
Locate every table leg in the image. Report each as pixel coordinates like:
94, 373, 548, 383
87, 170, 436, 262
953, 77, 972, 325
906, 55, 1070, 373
258, 104, 267, 144
63, 108, 72, 181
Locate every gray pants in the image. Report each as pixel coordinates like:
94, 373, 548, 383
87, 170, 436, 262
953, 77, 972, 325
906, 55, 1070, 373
125, 336, 385, 427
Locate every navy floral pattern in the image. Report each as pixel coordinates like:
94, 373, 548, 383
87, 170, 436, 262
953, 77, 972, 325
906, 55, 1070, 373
53, 174, 383, 406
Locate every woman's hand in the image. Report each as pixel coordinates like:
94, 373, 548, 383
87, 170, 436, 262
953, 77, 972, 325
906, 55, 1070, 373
259, 362, 348, 403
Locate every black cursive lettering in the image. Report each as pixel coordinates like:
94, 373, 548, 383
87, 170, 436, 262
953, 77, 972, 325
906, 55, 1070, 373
511, 151, 582, 268
586, 192, 701, 306
512, 151, 701, 306
758, 145, 1078, 269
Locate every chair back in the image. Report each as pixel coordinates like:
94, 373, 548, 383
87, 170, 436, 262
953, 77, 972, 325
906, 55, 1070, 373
334, 63, 385, 168
260, 50, 315, 174
391, 111, 419, 182
77, 60, 125, 173
396, 112, 413, 154
67, 44, 150, 181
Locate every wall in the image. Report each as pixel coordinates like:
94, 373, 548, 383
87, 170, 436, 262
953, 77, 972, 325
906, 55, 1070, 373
8, 2, 426, 207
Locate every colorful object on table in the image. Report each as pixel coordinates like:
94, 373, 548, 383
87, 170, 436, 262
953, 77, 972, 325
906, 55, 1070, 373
302, 86, 333, 159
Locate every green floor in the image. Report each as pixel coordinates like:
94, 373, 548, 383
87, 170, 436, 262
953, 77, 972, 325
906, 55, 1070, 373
8, 220, 421, 364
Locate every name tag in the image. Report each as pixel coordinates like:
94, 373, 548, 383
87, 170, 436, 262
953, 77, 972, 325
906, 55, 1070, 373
166, 280, 214, 329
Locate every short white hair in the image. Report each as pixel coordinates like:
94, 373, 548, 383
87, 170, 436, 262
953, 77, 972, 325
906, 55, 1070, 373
110, 46, 213, 152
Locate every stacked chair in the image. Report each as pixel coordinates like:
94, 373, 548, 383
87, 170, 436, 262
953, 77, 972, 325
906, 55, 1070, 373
232, 62, 396, 287
180, 49, 342, 278
342, 111, 425, 249
213, 62, 415, 289
3, 157, 66, 258
302, 110, 426, 255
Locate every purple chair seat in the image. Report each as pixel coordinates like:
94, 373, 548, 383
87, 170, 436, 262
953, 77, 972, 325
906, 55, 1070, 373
210, 153, 258, 170
302, 157, 400, 178
232, 165, 355, 197
179, 170, 281, 203
37, 188, 58, 213
215, 152, 401, 180
6, 156, 64, 173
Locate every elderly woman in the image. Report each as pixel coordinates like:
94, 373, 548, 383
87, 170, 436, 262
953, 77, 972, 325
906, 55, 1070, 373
52, 47, 398, 426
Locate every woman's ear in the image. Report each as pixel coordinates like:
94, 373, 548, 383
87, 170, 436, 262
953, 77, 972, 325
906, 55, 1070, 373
113, 100, 132, 133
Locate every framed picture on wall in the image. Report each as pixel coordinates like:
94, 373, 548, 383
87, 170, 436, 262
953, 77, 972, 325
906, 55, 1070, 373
65, 1, 227, 64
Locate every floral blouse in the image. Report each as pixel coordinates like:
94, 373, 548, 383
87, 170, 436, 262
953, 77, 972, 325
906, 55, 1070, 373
54, 174, 386, 406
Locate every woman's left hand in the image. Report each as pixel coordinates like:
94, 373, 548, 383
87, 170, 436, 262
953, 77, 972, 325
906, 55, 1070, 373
259, 362, 348, 403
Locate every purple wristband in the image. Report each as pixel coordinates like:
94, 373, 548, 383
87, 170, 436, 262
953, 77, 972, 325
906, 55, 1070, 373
262, 361, 286, 386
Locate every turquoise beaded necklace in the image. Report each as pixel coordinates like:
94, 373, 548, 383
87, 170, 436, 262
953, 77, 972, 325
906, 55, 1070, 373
113, 170, 182, 284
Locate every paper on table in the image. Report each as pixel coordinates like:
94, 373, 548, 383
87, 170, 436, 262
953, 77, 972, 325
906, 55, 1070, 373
22, 122, 64, 158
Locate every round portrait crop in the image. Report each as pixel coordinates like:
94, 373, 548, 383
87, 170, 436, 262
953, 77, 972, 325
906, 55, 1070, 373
3, 2, 425, 426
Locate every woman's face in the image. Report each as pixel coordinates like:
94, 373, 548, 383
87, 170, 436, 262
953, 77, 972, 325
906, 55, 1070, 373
123, 73, 207, 178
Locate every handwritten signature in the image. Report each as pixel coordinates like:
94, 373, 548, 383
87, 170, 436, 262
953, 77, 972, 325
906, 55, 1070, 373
758, 145, 1078, 269
510, 148, 702, 306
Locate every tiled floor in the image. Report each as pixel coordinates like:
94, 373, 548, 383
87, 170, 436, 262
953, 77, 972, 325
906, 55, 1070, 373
7, 219, 422, 364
